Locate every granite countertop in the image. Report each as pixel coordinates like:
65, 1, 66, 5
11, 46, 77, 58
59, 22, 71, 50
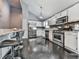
0, 29, 24, 43
0, 29, 24, 36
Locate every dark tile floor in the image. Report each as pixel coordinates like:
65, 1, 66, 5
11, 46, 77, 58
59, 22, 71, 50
21, 38, 79, 59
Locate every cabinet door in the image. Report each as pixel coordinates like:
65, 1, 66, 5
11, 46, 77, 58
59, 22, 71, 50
48, 16, 56, 25
65, 32, 77, 51
49, 30, 53, 41
0, 49, 2, 59
68, 4, 79, 22
61, 10, 67, 17
2, 47, 10, 58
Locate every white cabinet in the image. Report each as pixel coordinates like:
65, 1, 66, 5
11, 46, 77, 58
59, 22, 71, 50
56, 13, 61, 19
48, 20, 56, 25
48, 16, 56, 25
61, 10, 67, 17
49, 29, 53, 41
68, 3, 79, 22
64, 31, 78, 53
0, 47, 11, 59
2, 47, 11, 58
48, 10, 68, 26
0, 49, 2, 59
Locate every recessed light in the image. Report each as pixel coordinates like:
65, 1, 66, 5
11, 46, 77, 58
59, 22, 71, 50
39, 16, 43, 19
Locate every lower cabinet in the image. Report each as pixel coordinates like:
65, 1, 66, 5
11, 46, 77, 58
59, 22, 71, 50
0, 47, 11, 59
49, 30, 53, 41
64, 32, 78, 53
0, 48, 2, 59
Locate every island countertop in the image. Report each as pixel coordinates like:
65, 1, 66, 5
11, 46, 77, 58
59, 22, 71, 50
0, 29, 24, 36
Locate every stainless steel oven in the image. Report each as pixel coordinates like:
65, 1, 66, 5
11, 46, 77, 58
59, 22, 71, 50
53, 30, 64, 47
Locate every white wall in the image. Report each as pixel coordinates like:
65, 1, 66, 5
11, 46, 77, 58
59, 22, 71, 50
68, 3, 79, 22
20, 0, 28, 38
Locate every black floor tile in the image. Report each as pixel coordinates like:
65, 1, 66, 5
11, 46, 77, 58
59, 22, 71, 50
21, 38, 79, 59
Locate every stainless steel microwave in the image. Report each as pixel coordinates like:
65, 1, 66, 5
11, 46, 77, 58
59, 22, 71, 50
56, 16, 68, 24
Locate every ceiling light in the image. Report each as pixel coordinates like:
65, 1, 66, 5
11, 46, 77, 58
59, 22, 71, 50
33, 27, 37, 30
39, 16, 43, 19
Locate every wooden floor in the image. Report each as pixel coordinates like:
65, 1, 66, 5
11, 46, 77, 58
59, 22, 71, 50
21, 38, 79, 59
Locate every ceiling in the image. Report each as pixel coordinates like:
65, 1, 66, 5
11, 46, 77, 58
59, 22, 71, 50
7, 0, 79, 21
21, 0, 79, 21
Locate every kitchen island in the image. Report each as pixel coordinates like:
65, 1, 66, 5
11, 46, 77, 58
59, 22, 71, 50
0, 29, 24, 59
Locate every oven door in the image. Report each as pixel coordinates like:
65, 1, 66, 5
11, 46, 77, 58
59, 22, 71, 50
53, 33, 64, 43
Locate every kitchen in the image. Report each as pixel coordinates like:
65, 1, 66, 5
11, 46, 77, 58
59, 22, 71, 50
0, 0, 79, 59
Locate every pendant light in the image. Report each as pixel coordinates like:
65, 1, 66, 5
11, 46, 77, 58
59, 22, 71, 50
39, 6, 43, 19
39, 0, 44, 19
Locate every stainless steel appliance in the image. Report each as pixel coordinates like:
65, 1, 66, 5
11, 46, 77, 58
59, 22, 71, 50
56, 16, 68, 24
56, 16, 68, 30
45, 30, 49, 39
53, 30, 64, 47
45, 30, 49, 44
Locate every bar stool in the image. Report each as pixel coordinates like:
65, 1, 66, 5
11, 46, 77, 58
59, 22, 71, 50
0, 40, 20, 59
14, 31, 24, 57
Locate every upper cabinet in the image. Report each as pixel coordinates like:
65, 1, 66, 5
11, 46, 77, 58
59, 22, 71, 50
48, 16, 57, 25
48, 3, 79, 26
55, 13, 61, 19
48, 10, 68, 26
61, 10, 68, 17
68, 3, 79, 22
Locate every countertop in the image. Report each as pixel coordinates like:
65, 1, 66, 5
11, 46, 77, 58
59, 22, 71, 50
0, 29, 24, 36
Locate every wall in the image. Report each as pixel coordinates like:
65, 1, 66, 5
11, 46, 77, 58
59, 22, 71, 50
20, 0, 29, 39
68, 3, 79, 22
0, 0, 10, 29
9, 8, 22, 29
